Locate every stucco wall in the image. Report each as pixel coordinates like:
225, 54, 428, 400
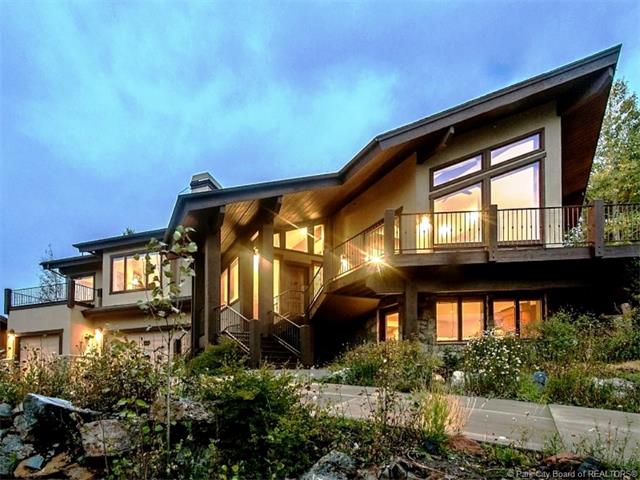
333, 153, 417, 243
418, 101, 562, 210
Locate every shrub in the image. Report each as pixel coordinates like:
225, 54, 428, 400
439, 347, 462, 380
187, 338, 246, 375
331, 340, 440, 392
196, 368, 340, 478
414, 389, 466, 446
603, 310, 640, 362
533, 310, 580, 364
462, 332, 531, 397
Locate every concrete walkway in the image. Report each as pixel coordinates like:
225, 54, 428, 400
300, 383, 640, 461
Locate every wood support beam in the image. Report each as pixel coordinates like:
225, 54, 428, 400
417, 126, 454, 164
402, 281, 418, 339
200, 207, 225, 346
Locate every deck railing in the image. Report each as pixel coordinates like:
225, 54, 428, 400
333, 221, 385, 275
604, 203, 640, 245
327, 202, 639, 272
11, 283, 68, 308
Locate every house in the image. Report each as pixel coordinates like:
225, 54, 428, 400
4, 45, 639, 366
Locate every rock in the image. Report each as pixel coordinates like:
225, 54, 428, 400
446, 434, 484, 456
0, 434, 35, 476
592, 377, 636, 399
80, 419, 131, 457
577, 457, 605, 474
13, 455, 45, 478
63, 463, 97, 480
432, 373, 445, 383
0, 403, 12, 427
300, 451, 357, 480
450, 370, 465, 388
379, 459, 409, 479
27, 452, 71, 478
14, 414, 35, 442
151, 395, 213, 424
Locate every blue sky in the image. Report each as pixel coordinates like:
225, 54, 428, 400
1, 1, 639, 297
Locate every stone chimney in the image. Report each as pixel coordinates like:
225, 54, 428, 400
190, 172, 222, 193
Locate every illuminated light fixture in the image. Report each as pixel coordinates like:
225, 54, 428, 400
250, 231, 259, 242
469, 211, 479, 223
94, 328, 104, 353
418, 215, 431, 233
438, 224, 452, 237
369, 255, 383, 265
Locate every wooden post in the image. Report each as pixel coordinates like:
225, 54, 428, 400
95, 288, 103, 308
259, 222, 274, 335
191, 251, 205, 351
384, 209, 396, 260
323, 218, 334, 282
4, 289, 11, 315
402, 281, 418, 339
484, 204, 498, 261
300, 325, 314, 367
588, 200, 604, 257
249, 318, 261, 368
203, 228, 222, 346
66, 279, 75, 308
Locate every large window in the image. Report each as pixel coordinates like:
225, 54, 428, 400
382, 311, 400, 341
220, 269, 228, 305
436, 298, 484, 342
492, 298, 542, 337
313, 225, 325, 255
285, 227, 308, 252
430, 131, 543, 246
437, 295, 542, 342
111, 252, 160, 293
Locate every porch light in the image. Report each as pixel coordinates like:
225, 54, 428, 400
418, 215, 431, 233
438, 224, 452, 237
469, 211, 479, 223
94, 328, 104, 353
369, 255, 383, 265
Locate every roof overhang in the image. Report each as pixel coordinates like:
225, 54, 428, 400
73, 228, 166, 253
40, 254, 102, 272
166, 45, 621, 239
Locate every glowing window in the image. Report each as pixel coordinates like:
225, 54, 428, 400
462, 300, 484, 340
220, 268, 228, 305
273, 233, 281, 248
491, 134, 540, 166
433, 184, 482, 244
493, 300, 516, 335
285, 227, 308, 252
433, 155, 482, 187
384, 312, 400, 341
313, 225, 324, 255
519, 300, 542, 337
273, 259, 280, 312
229, 258, 239, 303
111, 252, 160, 292
436, 300, 458, 341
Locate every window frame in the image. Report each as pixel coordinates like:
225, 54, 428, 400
274, 222, 325, 256
435, 293, 545, 343
110, 251, 162, 294
228, 257, 239, 304
378, 304, 401, 342
435, 296, 486, 343
429, 129, 545, 195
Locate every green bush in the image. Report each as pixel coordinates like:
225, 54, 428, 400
187, 338, 247, 375
462, 332, 531, 397
197, 368, 340, 478
330, 340, 440, 392
603, 310, 640, 362
533, 310, 580, 364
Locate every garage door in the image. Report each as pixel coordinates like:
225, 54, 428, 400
123, 331, 191, 363
18, 334, 60, 363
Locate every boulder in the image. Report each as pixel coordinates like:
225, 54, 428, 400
300, 451, 357, 480
378, 458, 414, 479
80, 419, 131, 457
0, 403, 12, 427
450, 370, 465, 388
0, 434, 35, 476
151, 395, 213, 424
591, 378, 636, 399
542, 452, 584, 469
14, 414, 35, 442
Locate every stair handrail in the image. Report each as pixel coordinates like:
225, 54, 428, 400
272, 311, 301, 356
306, 266, 324, 311
216, 304, 251, 353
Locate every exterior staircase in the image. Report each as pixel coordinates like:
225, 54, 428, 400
260, 336, 298, 367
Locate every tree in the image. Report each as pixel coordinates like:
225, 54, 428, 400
39, 244, 64, 301
587, 79, 640, 203
122, 227, 136, 236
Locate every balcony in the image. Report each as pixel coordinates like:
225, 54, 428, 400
329, 202, 640, 278
5, 280, 97, 312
